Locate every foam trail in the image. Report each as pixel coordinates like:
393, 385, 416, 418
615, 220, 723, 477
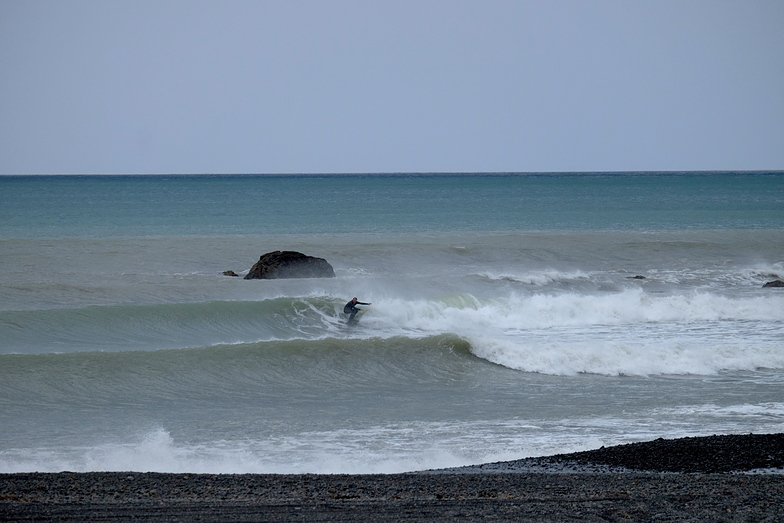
468, 335, 784, 376
367, 290, 784, 376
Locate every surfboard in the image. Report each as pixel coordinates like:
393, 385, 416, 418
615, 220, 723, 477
345, 310, 365, 325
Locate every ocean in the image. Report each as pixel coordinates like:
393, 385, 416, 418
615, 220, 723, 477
1, 172, 783, 474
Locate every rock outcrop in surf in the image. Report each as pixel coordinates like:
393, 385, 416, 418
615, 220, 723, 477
763, 279, 784, 288
244, 251, 335, 279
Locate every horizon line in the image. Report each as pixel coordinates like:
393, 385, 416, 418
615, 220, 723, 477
2, 169, 783, 177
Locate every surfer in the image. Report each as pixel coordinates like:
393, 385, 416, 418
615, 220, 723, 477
344, 297, 371, 323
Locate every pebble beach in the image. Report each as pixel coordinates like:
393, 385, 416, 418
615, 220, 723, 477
2, 434, 782, 522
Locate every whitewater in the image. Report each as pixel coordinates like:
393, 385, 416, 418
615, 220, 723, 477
1, 173, 783, 474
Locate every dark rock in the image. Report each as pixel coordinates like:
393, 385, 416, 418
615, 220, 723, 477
763, 280, 784, 288
244, 251, 335, 280
444, 433, 784, 474
535, 433, 784, 473
628, 275, 646, 280
222, 270, 239, 277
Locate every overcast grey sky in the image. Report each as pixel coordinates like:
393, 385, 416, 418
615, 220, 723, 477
1, 1, 783, 174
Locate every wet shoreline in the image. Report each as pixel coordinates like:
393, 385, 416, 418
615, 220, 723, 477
2, 434, 783, 522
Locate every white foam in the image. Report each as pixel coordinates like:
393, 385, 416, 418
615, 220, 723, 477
734, 262, 784, 286
654, 402, 784, 420
3, 409, 782, 475
0, 425, 664, 474
363, 289, 784, 376
468, 335, 784, 376
0, 426, 512, 474
476, 269, 591, 286
375, 289, 783, 330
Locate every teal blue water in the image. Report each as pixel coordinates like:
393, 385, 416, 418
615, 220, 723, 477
1, 172, 782, 237
1, 172, 783, 474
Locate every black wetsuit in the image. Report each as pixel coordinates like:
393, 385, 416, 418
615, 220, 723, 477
344, 300, 369, 321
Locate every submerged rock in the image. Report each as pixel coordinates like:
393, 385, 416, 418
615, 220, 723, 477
244, 251, 335, 279
222, 270, 240, 277
763, 280, 784, 288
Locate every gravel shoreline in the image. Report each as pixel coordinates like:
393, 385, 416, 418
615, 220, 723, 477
2, 434, 783, 522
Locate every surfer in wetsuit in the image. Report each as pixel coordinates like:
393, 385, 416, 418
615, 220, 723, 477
344, 297, 371, 322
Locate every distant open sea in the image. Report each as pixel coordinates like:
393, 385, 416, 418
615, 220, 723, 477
1, 172, 783, 473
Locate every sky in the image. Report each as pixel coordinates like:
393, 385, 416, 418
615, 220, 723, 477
1, 1, 783, 174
